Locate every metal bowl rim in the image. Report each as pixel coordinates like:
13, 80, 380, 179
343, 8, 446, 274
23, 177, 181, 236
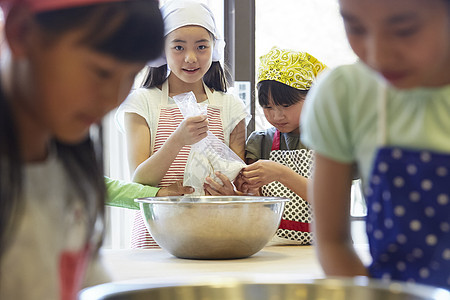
79, 276, 450, 300
135, 195, 290, 204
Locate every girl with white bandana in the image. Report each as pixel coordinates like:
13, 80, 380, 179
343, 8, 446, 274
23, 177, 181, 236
116, 0, 248, 249
0, 0, 164, 299
301, 0, 450, 289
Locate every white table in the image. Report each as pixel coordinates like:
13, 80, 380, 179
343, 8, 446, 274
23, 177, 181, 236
100, 244, 371, 284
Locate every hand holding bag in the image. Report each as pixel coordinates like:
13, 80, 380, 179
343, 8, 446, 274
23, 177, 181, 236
173, 92, 246, 196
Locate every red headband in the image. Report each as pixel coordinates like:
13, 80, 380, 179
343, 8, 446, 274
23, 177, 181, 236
1, 0, 130, 13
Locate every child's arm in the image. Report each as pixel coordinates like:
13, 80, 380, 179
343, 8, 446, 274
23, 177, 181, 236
105, 176, 159, 210
229, 120, 246, 160
105, 177, 194, 210
312, 153, 368, 276
241, 160, 309, 201
124, 112, 208, 186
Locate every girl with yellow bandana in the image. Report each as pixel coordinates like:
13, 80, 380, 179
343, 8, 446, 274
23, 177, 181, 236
241, 46, 327, 245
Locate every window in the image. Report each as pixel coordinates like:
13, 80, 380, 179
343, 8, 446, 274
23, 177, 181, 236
254, 0, 357, 130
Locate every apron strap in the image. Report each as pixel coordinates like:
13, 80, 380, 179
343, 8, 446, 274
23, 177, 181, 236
161, 80, 169, 105
203, 81, 215, 105
271, 129, 281, 151
377, 81, 388, 146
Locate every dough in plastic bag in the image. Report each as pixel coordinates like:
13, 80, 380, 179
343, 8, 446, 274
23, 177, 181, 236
173, 92, 246, 195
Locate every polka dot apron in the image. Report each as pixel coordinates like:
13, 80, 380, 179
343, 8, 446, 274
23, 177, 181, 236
261, 129, 313, 245
365, 84, 450, 289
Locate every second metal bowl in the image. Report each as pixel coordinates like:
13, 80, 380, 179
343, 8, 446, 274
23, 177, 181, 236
80, 277, 450, 300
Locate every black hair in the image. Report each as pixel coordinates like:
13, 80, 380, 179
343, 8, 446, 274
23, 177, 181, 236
0, 0, 164, 258
35, 1, 164, 62
143, 61, 229, 92
257, 80, 308, 107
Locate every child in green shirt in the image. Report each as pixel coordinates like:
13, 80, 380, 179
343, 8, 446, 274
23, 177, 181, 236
105, 177, 193, 210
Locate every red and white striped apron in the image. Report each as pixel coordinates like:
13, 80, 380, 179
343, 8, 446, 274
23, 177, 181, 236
131, 81, 225, 249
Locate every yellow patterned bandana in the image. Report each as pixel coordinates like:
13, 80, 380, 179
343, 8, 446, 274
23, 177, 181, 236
257, 46, 327, 90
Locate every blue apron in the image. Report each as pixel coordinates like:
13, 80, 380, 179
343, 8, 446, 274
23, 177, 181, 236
365, 85, 450, 289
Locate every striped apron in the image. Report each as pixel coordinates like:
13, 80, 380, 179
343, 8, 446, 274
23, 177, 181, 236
131, 81, 224, 249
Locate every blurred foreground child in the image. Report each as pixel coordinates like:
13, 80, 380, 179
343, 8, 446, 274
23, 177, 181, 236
301, 0, 450, 288
0, 0, 164, 298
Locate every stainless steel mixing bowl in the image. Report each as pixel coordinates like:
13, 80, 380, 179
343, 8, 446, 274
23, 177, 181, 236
79, 277, 450, 300
135, 196, 288, 259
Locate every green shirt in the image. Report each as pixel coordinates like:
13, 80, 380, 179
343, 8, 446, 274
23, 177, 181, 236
104, 176, 160, 210
301, 62, 450, 186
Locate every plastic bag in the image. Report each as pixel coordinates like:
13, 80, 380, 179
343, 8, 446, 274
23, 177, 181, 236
173, 92, 246, 195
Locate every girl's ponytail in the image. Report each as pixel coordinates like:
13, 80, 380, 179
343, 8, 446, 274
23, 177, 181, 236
143, 65, 168, 88
203, 61, 229, 93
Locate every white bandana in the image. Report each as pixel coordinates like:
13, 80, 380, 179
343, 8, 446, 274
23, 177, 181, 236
148, 0, 225, 67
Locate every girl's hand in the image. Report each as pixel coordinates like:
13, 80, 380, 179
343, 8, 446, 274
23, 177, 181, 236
172, 115, 208, 147
233, 173, 248, 193
204, 171, 243, 196
232, 173, 260, 195
156, 180, 194, 196
241, 160, 283, 189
